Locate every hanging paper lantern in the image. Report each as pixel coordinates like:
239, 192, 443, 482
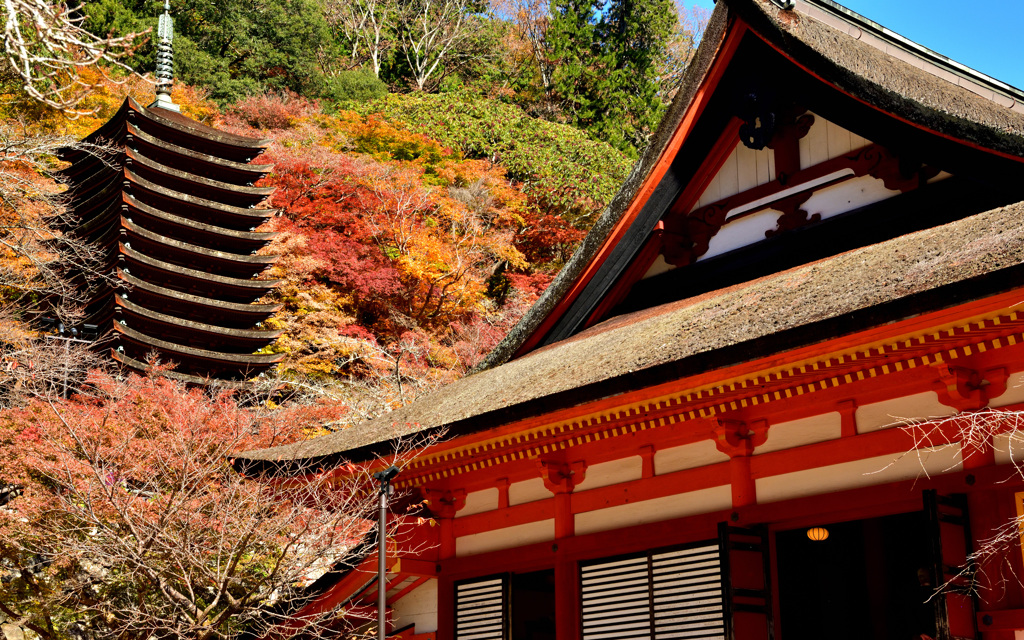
806, 527, 829, 541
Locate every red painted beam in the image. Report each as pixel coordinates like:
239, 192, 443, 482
265, 553, 392, 639
394, 557, 439, 578
388, 576, 430, 606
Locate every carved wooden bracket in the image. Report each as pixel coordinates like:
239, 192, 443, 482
538, 459, 587, 494
712, 418, 769, 457
738, 92, 777, 151
662, 202, 730, 266
847, 145, 939, 193
767, 108, 814, 182
764, 191, 817, 238
933, 365, 1008, 412
423, 488, 466, 518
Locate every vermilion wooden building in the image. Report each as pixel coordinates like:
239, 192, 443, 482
56, 67, 283, 385
239, 0, 1024, 638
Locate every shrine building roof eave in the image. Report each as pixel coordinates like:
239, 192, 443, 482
477, 0, 1024, 372
111, 350, 250, 389
234, 197, 1024, 472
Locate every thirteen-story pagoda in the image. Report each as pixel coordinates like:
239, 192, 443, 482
54, 2, 283, 386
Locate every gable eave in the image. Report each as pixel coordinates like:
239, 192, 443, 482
481, 0, 1024, 370
476, 1, 739, 371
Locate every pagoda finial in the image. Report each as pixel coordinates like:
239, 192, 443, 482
149, 0, 180, 112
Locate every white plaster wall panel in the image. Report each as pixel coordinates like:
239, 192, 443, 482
699, 153, 724, 207
988, 371, 1024, 408
856, 391, 956, 433
695, 143, 776, 210
755, 444, 963, 503
801, 174, 900, 222
700, 209, 781, 261
801, 112, 830, 167
574, 485, 732, 536
700, 173, 898, 263
798, 112, 871, 170
716, 144, 740, 201
993, 432, 1024, 465
457, 488, 499, 518
826, 119, 855, 158
573, 456, 643, 493
391, 578, 438, 634
755, 412, 842, 455
509, 477, 550, 506
456, 519, 555, 557
654, 439, 729, 475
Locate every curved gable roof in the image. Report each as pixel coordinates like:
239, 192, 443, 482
480, 0, 1024, 370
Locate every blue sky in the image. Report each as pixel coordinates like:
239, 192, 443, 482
689, 0, 1024, 91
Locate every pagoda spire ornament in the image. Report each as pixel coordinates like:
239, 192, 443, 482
150, 0, 179, 112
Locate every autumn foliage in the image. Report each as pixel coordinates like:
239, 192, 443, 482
181, 89, 625, 392
0, 369, 375, 640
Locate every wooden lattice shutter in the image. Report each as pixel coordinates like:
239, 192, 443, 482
651, 543, 725, 639
924, 490, 978, 640
719, 523, 774, 640
454, 575, 508, 640
580, 553, 653, 639
580, 542, 725, 640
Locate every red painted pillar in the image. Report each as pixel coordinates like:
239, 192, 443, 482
971, 489, 1022, 640
539, 460, 586, 640
713, 418, 767, 509
437, 572, 454, 640
729, 455, 756, 508
425, 489, 465, 640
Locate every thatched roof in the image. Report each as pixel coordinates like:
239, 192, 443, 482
236, 200, 1024, 469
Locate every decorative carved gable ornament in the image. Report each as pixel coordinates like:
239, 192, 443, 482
661, 127, 939, 267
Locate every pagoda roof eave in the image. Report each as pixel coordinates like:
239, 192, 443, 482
129, 98, 270, 150
126, 170, 277, 221
118, 270, 282, 315
111, 350, 250, 389
77, 99, 131, 149
64, 173, 121, 222
126, 148, 275, 199
113, 323, 284, 365
122, 194, 277, 243
68, 198, 120, 238
121, 217, 277, 265
120, 244, 282, 290
127, 123, 273, 176
115, 296, 283, 341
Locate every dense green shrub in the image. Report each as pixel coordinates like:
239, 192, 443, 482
323, 70, 389, 105
360, 92, 632, 227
